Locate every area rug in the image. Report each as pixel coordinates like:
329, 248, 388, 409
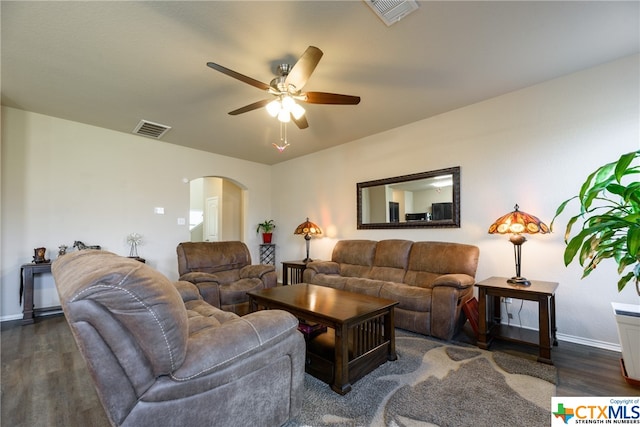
285, 331, 556, 427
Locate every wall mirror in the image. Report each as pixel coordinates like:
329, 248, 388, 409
357, 166, 460, 229
190, 177, 245, 242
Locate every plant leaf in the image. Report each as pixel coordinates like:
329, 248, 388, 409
618, 271, 635, 292
614, 150, 638, 182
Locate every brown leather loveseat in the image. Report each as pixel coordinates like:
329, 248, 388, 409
177, 241, 277, 315
303, 239, 480, 340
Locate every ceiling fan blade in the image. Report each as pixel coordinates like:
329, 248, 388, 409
285, 46, 323, 91
292, 114, 309, 130
303, 92, 361, 105
228, 99, 271, 115
207, 62, 271, 91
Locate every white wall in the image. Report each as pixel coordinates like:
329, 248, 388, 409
271, 55, 640, 349
0, 107, 272, 320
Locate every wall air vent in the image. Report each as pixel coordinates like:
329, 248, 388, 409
364, 0, 419, 26
133, 120, 171, 139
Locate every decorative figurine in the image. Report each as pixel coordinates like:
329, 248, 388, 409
127, 233, 142, 258
58, 245, 68, 257
32, 247, 50, 264
73, 241, 101, 250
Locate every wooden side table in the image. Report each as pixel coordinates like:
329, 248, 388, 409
475, 276, 558, 364
281, 260, 307, 286
20, 262, 61, 325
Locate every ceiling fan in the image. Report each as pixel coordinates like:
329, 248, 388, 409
206, 46, 360, 130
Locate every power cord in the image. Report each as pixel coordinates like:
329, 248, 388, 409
503, 299, 512, 326
517, 299, 524, 329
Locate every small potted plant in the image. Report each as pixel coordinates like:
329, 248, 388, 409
256, 220, 276, 244
551, 149, 639, 384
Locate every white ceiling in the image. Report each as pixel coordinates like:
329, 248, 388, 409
2, 1, 638, 165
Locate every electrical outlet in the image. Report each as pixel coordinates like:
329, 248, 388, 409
507, 313, 513, 319
505, 298, 513, 304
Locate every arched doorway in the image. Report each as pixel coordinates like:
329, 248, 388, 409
189, 177, 245, 242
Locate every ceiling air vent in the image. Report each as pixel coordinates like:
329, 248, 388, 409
364, 0, 419, 26
133, 120, 171, 139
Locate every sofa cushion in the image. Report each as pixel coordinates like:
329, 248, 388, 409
219, 278, 265, 305
170, 310, 299, 381
407, 241, 479, 277
308, 273, 348, 290
196, 269, 241, 285
380, 282, 432, 312
332, 240, 376, 278
344, 277, 384, 297
369, 239, 412, 282
184, 299, 239, 334
403, 270, 441, 288
177, 241, 251, 275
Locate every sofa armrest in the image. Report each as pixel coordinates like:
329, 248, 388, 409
179, 272, 221, 285
174, 280, 202, 302
306, 261, 340, 275
240, 264, 275, 279
432, 274, 475, 290
170, 309, 300, 380
303, 261, 340, 283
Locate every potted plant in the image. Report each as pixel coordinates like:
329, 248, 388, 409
256, 220, 276, 244
551, 149, 639, 384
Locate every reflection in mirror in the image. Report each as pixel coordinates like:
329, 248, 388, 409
357, 167, 460, 229
190, 177, 244, 241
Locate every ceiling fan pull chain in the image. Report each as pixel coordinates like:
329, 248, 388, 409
273, 121, 290, 152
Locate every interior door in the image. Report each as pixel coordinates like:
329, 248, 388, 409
205, 196, 220, 242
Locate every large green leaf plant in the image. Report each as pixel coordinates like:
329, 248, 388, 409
551, 150, 640, 295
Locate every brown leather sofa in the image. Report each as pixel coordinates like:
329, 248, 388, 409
52, 250, 304, 427
303, 239, 480, 340
177, 241, 277, 315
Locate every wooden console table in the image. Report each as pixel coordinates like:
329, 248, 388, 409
475, 276, 558, 364
20, 262, 61, 325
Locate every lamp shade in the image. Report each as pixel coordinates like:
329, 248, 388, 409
488, 204, 549, 236
294, 218, 322, 237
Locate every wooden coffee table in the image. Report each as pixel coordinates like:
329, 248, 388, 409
248, 283, 398, 394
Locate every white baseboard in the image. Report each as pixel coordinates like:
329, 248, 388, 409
556, 332, 621, 353
497, 321, 622, 353
0, 310, 62, 323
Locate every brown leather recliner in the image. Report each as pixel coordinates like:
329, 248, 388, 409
177, 241, 277, 315
52, 250, 304, 427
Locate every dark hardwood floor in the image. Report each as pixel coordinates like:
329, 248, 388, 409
1, 314, 638, 427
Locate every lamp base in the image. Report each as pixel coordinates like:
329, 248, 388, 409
302, 258, 313, 263
507, 276, 531, 286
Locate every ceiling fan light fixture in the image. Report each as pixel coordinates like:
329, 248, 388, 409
281, 95, 295, 110
291, 103, 305, 120
278, 109, 291, 123
266, 99, 281, 117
